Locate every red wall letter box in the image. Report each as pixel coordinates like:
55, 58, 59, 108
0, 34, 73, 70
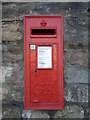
24, 16, 64, 110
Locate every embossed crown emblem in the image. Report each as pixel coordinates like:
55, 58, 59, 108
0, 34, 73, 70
40, 19, 47, 27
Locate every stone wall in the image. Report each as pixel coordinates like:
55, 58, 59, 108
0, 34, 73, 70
2, 2, 89, 119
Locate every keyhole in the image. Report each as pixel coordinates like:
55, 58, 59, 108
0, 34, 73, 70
35, 69, 37, 74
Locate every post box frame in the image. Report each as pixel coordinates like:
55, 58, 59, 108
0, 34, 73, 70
24, 16, 64, 110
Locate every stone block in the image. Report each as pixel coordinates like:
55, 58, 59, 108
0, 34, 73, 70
2, 41, 23, 53
2, 66, 13, 83
2, 62, 24, 104
53, 105, 84, 118
64, 84, 88, 103
63, 30, 88, 48
2, 52, 23, 64
2, 3, 88, 22
2, 88, 8, 100
2, 23, 23, 41
64, 65, 88, 83
22, 110, 50, 119
2, 107, 21, 118
64, 49, 88, 68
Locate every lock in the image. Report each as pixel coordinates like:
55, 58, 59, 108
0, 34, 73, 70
35, 69, 37, 74
24, 16, 64, 110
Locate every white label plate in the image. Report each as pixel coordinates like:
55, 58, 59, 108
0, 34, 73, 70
38, 46, 52, 68
30, 44, 36, 50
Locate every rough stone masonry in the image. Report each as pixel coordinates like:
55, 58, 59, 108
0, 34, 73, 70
2, 2, 89, 119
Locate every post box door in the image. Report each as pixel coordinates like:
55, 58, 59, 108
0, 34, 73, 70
30, 44, 58, 103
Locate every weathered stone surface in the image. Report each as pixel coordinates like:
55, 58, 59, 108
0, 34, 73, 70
2, 22, 23, 41
63, 16, 88, 48
22, 110, 32, 119
3, 52, 23, 63
84, 107, 89, 118
2, 3, 88, 21
53, 105, 84, 118
2, 83, 23, 104
2, 61, 23, 105
22, 110, 50, 119
2, 107, 21, 118
2, 66, 13, 83
63, 30, 88, 49
11, 87, 23, 101
2, 3, 88, 47
0, 109, 2, 120
0, 87, 2, 101
2, 88, 8, 100
64, 84, 88, 102
2, 3, 33, 21
64, 49, 88, 68
2, 41, 22, 53
2, 62, 23, 83
88, 107, 90, 118
1, 0, 89, 3
64, 65, 88, 83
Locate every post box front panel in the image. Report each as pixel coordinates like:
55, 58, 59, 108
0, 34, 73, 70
24, 16, 63, 110
30, 44, 58, 103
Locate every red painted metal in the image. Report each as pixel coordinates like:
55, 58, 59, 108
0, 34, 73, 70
24, 16, 64, 110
